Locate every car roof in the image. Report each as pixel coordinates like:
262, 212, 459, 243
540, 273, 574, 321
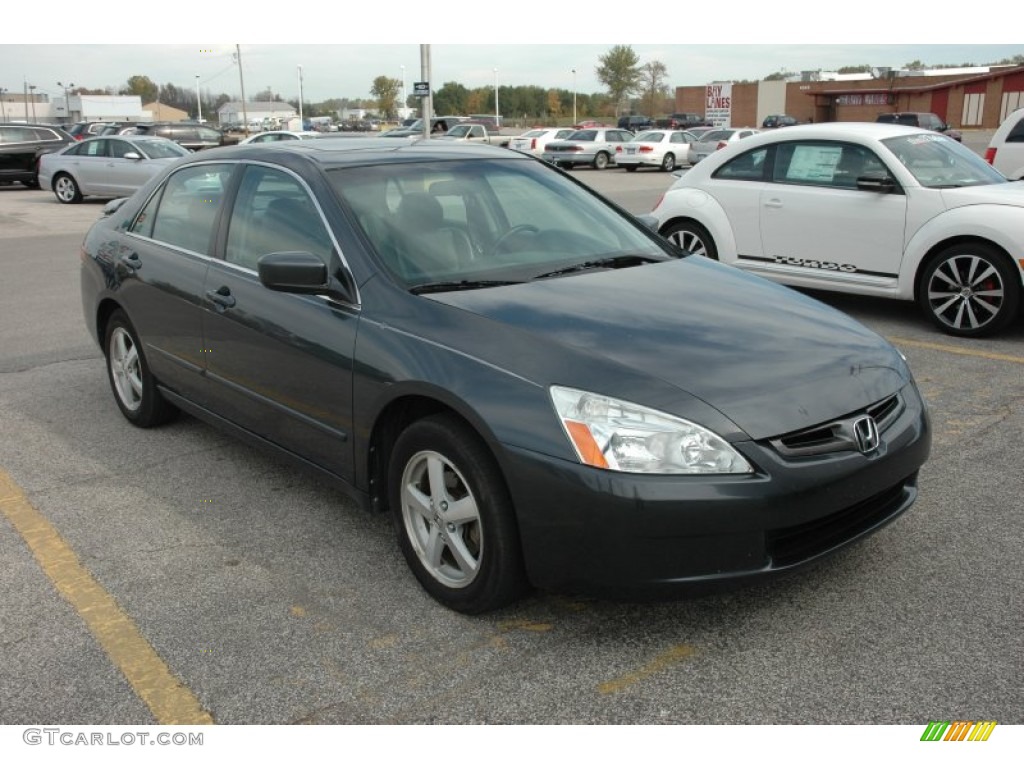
188, 137, 529, 169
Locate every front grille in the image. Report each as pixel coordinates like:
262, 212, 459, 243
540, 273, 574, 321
770, 393, 903, 457
765, 474, 914, 567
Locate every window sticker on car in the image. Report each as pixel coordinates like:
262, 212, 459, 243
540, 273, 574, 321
784, 146, 842, 182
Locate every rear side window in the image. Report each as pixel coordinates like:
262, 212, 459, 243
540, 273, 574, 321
131, 164, 233, 255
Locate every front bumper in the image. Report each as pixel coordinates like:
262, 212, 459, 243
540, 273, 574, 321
502, 382, 931, 598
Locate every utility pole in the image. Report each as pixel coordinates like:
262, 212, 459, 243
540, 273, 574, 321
298, 65, 304, 126
195, 75, 202, 123
235, 45, 249, 135
420, 44, 432, 140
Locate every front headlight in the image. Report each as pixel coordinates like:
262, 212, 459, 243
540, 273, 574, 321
550, 386, 753, 475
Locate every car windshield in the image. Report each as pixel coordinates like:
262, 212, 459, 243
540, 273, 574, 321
329, 158, 670, 290
882, 133, 1007, 188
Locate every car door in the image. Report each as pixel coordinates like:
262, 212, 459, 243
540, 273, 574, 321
115, 162, 235, 401
104, 138, 155, 196
756, 140, 908, 286
67, 138, 114, 194
200, 163, 358, 480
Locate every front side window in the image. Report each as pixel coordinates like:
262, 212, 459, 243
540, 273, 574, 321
130, 163, 233, 255
224, 165, 334, 271
772, 142, 887, 188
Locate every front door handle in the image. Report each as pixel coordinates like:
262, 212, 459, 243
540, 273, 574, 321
206, 286, 236, 311
763, 199, 784, 209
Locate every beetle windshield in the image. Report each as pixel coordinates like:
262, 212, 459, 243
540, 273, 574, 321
882, 133, 1007, 188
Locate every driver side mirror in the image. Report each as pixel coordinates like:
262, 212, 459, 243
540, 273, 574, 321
856, 171, 898, 193
123, 152, 142, 161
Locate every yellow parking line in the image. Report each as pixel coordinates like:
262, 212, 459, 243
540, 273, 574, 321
0, 468, 214, 725
597, 644, 696, 695
888, 336, 1024, 365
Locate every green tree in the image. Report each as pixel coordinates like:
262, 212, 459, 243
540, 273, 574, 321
837, 64, 872, 74
639, 61, 669, 117
371, 76, 402, 119
433, 81, 469, 115
763, 70, 795, 81
596, 45, 642, 115
903, 60, 926, 70
121, 75, 158, 104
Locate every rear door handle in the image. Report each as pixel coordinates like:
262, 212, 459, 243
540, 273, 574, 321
764, 199, 784, 209
206, 287, 236, 311
118, 253, 142, 271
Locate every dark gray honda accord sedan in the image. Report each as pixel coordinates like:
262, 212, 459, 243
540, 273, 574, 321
81, 138, 931, 613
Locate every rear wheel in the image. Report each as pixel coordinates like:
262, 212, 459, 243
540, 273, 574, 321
661, 220, 718, 260
593, 151, 610, 170
104, 310, 177, 427
918, 242, 1020, 337
661, 153, 676, 172
54, 173, 82, 204
389, 414, 527, 614
22, 177, 40, 189
624, 165, 638, 172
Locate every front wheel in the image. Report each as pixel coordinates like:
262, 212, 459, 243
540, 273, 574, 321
54, 173, 82, 204
593, 152, 610, 170
104, 310, 177, 426
918, 243, 1020, 337
661, 220, 718, 260
623, 165, 638, 173
389, 414, 527, 614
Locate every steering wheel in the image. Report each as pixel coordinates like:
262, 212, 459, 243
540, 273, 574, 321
491, 224, 540, 255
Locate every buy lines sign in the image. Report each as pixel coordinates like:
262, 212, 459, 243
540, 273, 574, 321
705, 83, 732, 127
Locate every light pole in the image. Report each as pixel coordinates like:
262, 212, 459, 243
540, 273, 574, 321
58, 81, 74, 122
493, 68, 499, 128
297, 65, 304, 126
0, 88, 7, 121
195, 75, 202, 123
28, 84, 37, 122
400, 65, 406, 117
572, 68, 577, 126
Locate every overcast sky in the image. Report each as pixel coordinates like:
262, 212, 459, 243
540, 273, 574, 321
3, 9, 1021, 104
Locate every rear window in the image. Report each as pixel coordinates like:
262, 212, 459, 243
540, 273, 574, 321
700, 130, 732, 142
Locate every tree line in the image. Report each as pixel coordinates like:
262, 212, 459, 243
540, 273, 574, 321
72, 48, 1024, 123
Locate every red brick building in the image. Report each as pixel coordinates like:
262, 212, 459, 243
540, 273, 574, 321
675, 66, 1024, 129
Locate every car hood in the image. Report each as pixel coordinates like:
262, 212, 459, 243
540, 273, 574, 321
939, 182, 1024, 207
428, 257, 908, 440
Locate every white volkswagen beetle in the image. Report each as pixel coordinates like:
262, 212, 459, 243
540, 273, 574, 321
650, 122, 1024, 337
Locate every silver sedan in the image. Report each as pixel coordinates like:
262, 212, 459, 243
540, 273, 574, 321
541, 128, 635, 170
38, 136, 189, 204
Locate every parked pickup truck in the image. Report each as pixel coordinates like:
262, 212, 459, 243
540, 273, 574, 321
435, 123, 510, 147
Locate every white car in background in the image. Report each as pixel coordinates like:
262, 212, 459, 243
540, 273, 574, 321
508, 127, 574, 157
615, 129, 701, 172
541, 128, 635, 170
650, 122, 1024, 337
38, 135, 189, 204
985, 107, 1024, 180
239, 131, 323, 145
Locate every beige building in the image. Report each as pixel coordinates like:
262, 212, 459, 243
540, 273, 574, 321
142, 103, 189, 122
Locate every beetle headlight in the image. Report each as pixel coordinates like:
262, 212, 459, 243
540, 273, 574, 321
550, 386, 752, 474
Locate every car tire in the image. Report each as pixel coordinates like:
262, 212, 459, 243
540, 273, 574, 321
389, 413, 528, 614
22, 176, 41, 189
53, 173, 83, 204
624, 165, 638, 172
593, 152, 610, 170
661, 153, 676, 172
104, 310, 177, 427
918, 242, 1020, 337
661, 220, 718, 260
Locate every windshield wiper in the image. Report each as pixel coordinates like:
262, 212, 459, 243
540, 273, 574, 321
532, 254, 665, 280
410, 279, 523, 295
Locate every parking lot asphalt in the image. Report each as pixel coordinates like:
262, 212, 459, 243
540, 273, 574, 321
0, 159, 1021, 735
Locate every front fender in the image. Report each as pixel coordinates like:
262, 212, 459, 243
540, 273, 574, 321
899, 204, 1024, 299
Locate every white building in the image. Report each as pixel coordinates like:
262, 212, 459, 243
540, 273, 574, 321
217, 101, 297, 128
